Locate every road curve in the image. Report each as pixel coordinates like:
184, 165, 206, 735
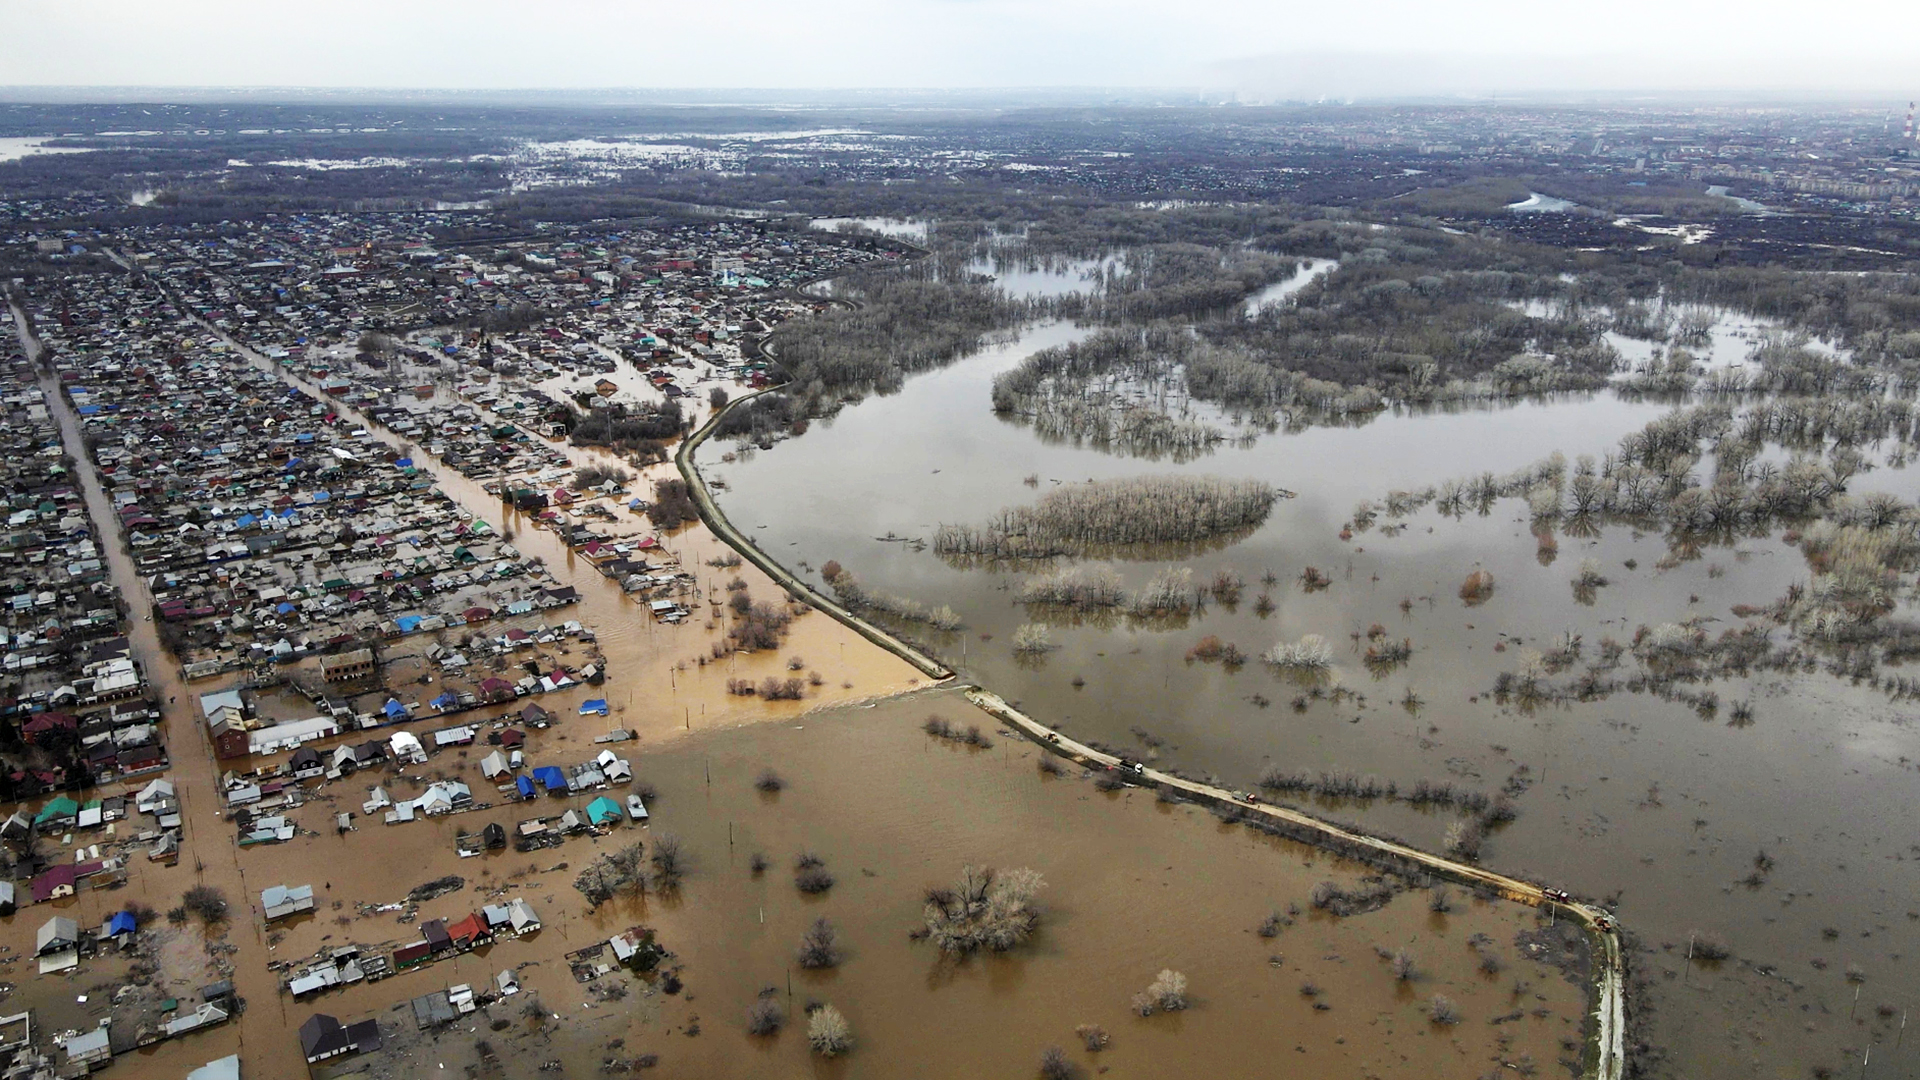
674, 395, 954, 683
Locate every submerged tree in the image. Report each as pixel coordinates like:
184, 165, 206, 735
807, 1004, 853, 1057
921, 865, 1045, 955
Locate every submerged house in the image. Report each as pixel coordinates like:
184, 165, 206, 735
262, 884, 316, 922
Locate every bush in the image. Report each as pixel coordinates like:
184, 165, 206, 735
1012, 623, 1056, 654
760, 676, 806, 700
795, 853, 835, 894
1040, 1047, 1072, 1080
1131, 969, 1188, 1015
755, 769, 785, 793
807, 1004, 853, 1057
1459, 569, 1496, 605
746, 993, 784, 1036
1264, 634, 1332, 671
1391, 950, 1416, 981
1690, 931, 1730, 961
1428, 994, 1461, 1024
795, 917, 840, 969
1075, 1024, 1109, 1051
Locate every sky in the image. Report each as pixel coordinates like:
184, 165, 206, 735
4, 0, 1918, 99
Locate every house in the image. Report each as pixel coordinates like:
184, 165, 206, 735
389, 731, 426, 764
447, 911, 490, 949
134, 778, 175, 815
479, 750, 510, 779
32, 864, 81, 903
262, 884, 316, 922
410, 991, 457, 1029
162, 1002, 230, 1038
533, 766, 567, 793
421, 918, 452, 954
587, 796, 624, 827
392, 940, 432, 970
298, 1013, 381, 1063
482, 822, 507, 849
36, 916, 77, 955
185, 1055, 241, 1080
413, 781, 471, 816
320, 647, 375, 682
63, 1026, 111, 1071
289, 746, 325, 779
596, 750, 632, 783
33, 796, 78, 828
0, 881, 14, 916
506, 898, 540, 934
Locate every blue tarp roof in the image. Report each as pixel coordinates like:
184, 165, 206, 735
275, 602, 295, 614
533, 766, 567, 791
579, 699, 608, 715
515, 775, 535, 798
431, 692, 457, 709
394, 458, 413, 468
383, 699, 407, 719
109, 911, 136, 935
395, 615, 423, 633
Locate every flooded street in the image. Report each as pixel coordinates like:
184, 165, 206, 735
707, 306, 1920, 1077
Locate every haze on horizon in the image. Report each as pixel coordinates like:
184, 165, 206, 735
3, 0, 1918, 102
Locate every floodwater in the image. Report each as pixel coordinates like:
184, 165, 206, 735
808, 217, 930, 245
1507, 193, 1580, 214
1245, 257, 1338, 316
239, 691, 1586, 1079
708, 297, 1920, 1077
0, 138, 94, 164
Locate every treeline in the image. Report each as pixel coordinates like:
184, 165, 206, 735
765, 269, 1032, 407
934, 475, 1279, 560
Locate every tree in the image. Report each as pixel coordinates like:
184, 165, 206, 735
807, 1004, 852, 1057
795, 917, 840, 969
921, 865, 1045, 955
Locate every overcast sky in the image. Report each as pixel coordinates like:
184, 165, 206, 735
5, 0, 1918, 99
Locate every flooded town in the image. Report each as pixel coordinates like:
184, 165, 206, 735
2, 40, 1920, 1080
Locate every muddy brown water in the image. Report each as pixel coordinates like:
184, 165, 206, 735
249, 691, 1587, 1079
704, 318, 1920, 1078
